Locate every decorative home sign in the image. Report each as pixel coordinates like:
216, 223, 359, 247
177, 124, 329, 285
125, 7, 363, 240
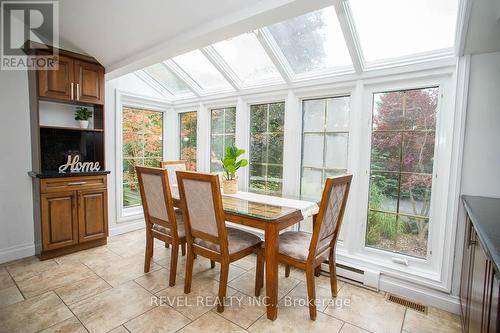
58, 155, 101, 173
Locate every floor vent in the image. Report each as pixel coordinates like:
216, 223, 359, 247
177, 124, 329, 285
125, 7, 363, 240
386, 294, 427, 314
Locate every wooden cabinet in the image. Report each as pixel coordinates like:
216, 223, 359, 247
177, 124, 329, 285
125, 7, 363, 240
39, 176, 108, 258
460, 210, 500, 333
38, 56, 104, 105
41, 191, 79, 250
78, 188, 108, 243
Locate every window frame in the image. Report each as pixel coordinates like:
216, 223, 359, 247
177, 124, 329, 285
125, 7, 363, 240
208, 105, 237, 173
178, 110, 198, 171
115, 90, 172, 222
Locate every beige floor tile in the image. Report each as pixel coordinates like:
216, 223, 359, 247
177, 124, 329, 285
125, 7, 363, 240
228, 270, 300, 300
285, 266, 346, 291
55, 274, 112, 305
0, 267, 15, 290
124, 305, 191, 333
0, 286, 24, 307
5, 257, 59, 282
69, 281, 155, 333
107, 326, 129, 333
0, 291, 73, 333
76, 249, 123, 268
231, 254, 257, 270
285, 281, 337, 312
403, 306, 462, 333
324, 284, 405, 333
248, 301, 344, 333
213, 292, 266, 329
340, 323, 371, 333
39, 316, 87, 333
87, 254, 161, 287
54, 246, 113, 264
135, 268, 181, 294
197, 263, 248, 283
16, 262, 95, 298
177, 311, 246, 333
156, 275, 237, 320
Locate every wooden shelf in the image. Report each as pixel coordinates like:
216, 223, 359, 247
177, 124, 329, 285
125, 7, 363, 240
40, 125, 104, 132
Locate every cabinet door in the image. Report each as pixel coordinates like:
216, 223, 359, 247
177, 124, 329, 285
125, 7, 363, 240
488, 274, 499, 333
38, 55, 74, 101
74, 60, 104, 104
78, 188, 108, 243
469, 233, 489, 333
41, 191, 78, 250
460, 217, 474, 330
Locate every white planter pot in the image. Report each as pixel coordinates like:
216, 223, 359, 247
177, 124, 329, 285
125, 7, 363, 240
78, 120, 89, 129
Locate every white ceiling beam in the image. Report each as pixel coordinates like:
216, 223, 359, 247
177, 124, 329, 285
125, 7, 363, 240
163, 60, 202, 97
255, 29, 294, 84
333, 0, 364, 73
201, 46, 243, 91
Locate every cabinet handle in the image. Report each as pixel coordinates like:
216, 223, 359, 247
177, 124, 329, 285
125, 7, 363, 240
76, 83, 80, 100
67, 181, 86, 186
71, 83, 74, 100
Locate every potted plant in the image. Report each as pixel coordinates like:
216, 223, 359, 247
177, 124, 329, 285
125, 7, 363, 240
75, 107, 92, 128
221, 145, 248, 194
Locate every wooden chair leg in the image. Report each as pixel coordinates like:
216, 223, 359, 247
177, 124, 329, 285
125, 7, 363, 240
184, 246, 195, 293
255, 250, 264, 296
169, 243, 179, 287
217, 261, 229, 313
329, 249, 338, 297
306, 265, 317, 321
285, 264, 290, 278
314, 266, 321, 277
181, 243, 186, 256
144, 231, 154, 273
210, 260, 216, 269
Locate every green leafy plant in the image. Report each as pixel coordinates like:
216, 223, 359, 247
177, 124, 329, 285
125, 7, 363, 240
222, 145, 248, 180
74, 107, 92, 121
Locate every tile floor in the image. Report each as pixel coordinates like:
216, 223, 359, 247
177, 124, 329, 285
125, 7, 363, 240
0, 229, 462, 333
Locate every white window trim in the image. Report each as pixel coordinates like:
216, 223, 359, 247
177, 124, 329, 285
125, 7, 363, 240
115, 89, 173, 222
177, 107, 200, 169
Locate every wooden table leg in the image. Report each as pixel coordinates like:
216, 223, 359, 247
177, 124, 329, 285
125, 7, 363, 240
265, 224, 279, 320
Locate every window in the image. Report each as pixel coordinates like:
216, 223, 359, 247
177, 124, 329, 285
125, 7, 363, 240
212, 33, 283, 86
249, 102, 285, 196
143, 63, 193, 96
366, 87, 438, 258
173, 50, 233, 92
266, 6, 352, 74
210, 107, 236, 172
179, 111, 197, 171
301, 96, 350, 202
349, 0, 458, 62
122, 106, 164, 208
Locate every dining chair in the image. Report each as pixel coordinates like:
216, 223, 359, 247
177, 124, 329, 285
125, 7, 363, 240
280, 174, 352, 320
176, 171, 265, 313
136, 166, 187, 287
161, 160, 187, 254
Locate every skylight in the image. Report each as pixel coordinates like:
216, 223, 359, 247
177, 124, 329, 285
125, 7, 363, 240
143, 63, 193, 96
266, 6, 352, 75
173, 50, 233, 92
212, 33, 283, 86
349, 0, 458, 62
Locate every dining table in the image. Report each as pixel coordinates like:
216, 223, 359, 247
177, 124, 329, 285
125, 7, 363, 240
170, 185, 319, 320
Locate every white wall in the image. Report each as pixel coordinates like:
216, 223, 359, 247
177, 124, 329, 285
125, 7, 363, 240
461, 51, 500, 197
0, 69, 35, 263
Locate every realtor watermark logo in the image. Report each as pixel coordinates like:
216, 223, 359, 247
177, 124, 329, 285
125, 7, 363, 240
1, 0, 59, 70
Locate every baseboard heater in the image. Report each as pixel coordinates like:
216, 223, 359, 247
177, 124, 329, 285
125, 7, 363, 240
320, 261, 380, 290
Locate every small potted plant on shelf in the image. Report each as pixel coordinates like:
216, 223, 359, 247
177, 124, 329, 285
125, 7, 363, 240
221, 145, 248, 194
74, 107, 92, 128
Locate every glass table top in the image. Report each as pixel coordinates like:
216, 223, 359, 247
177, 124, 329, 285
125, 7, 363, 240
170, 186, 298, 221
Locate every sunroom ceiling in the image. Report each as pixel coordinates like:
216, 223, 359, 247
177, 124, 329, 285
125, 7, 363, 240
135, 1, 459, 100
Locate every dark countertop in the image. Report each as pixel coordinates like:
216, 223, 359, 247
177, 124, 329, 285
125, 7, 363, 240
28, 170, 111, 178
462, 195, 500, 276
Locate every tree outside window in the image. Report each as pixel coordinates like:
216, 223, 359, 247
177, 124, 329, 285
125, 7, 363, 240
366, 87, 438, 258
210, 107, 236, 172
122, 107, 163, 208
179, 111, 197, 170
